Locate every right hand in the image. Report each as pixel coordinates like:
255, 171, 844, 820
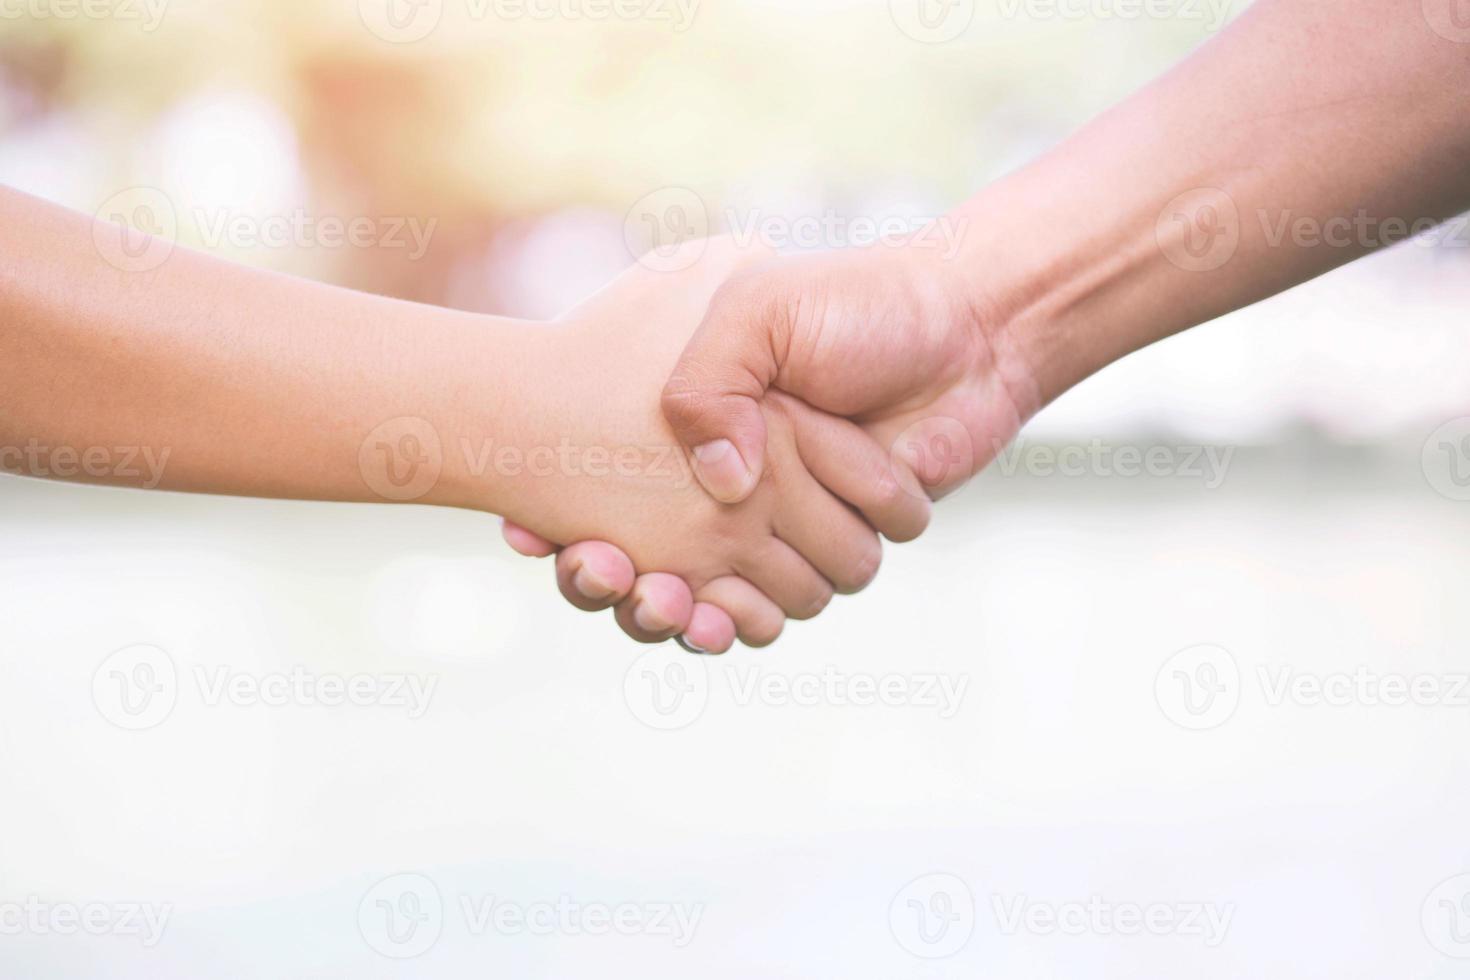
661, 242, 1036, 507
484, 239, 921, 646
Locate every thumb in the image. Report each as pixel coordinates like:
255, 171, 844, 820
661, 273, 789, 504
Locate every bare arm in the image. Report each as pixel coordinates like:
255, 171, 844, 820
960, 0, 1470, 409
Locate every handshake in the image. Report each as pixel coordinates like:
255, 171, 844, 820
10, 0, 1463, 641
480, 235, 1033, 653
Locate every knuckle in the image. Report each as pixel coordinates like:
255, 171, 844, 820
793, 583, 834, 621
840, 543, 883, 594
885, 495, 932, 543
659, 376, 705, 428
872, 469, 906, 512
741, 615, 785, 648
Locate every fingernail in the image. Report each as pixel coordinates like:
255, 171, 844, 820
675, 635, 711, 655
572, 563, 614, 601
633, 600, 672, 634
692, 439, 754, 503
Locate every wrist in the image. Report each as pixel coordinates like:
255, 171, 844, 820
939, 169, 1187, 415
370, 308, 558, 518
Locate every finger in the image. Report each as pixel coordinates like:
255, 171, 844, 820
693, 576, 786, 648
613, 572, 695, 643
784, 397, 932, 543
660, 269, 789, 505
734, 538, 834, 622
553, 542, 636, 611
768, 466, 883, 596
677, 603, 737, 655
501, 519, 558, 558
866, 413, 982, 503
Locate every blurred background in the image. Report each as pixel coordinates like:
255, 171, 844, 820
3, 0, 1470, 976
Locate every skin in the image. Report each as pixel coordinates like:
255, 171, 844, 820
521, 0, 1470, 648
0, 191, 913, 653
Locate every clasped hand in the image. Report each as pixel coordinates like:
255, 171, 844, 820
498, 236, 1033, 653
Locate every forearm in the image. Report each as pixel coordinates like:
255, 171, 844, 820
949, 0, 1470, 409
0, 186, 542, 513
